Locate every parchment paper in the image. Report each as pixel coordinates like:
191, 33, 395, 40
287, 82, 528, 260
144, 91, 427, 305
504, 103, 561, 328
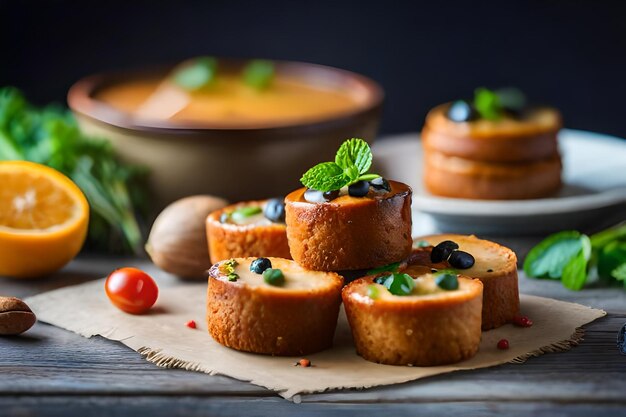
26, 279, 605, 399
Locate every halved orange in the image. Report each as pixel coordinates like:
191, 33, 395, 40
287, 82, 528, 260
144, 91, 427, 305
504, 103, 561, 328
0, 161, 89, 278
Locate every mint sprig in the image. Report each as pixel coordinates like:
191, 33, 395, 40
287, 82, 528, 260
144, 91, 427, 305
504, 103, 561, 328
300, 138, 380, 192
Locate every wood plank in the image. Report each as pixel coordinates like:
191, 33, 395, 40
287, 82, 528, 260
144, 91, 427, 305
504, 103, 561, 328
0, 314, 623, 401
1, 396, 625, 417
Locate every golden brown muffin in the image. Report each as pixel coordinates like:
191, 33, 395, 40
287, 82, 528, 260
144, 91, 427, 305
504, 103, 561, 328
285, 180, 413, 271
422, 104, 562, 162
207, 257, 343, 356
343, 272, 483, 366
424, 151, 562, 200
412, 234, 520, 330
206, 200, 291, 263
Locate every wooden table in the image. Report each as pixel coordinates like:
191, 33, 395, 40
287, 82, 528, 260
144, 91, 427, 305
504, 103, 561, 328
2, 241, 626, 417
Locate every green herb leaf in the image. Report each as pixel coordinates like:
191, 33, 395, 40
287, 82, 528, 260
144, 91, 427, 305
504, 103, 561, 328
474, 87, 503, 121
335, 138, 372, 174
611, 264, 626, 288
523, 231, 587, 279
597, 240, 626, 280
367, 262, 401, 275
300, 162, 348, 192
367, 284, 380, 300
242, 60, 275, 90
230, 206, 262, 223
434, 270, 459, 291
413, 240, 430, 248
173, 57, 218, 91
591, 222, 626, 251
357, 173, 381, 182
561, 235, 591, 291
263, 268, 285, 286
379, 273, 415, 296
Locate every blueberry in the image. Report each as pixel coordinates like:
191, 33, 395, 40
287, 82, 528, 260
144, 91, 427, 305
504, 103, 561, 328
264, 198, 285, 223
323, 190, 340, 201
448, 250, 475, 269
250, 257, 272, 274
447, 100, 478, 122
430, 240, 459, 263
348, 180, 370, 197
370, 177, 391, 192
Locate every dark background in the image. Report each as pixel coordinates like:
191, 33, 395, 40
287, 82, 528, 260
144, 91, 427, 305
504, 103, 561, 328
2, 0, 625, 137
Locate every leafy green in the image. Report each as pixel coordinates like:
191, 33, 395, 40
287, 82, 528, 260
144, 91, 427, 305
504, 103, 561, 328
474, 87, 503, 121
300, 138, 379, 191
263, 268, 285, 286
434, 270, 459, 291
562, 235, 591, 290
524, 223, 626, 291
300, 162, 346, 192
0, 87, 146, 254
523, 231, 586, 279
376, 273, 415, 296
612, 264, 626, 288
172, 57, 218, 91
366, 262, 401, 275
230, 206, 262, 223
242, 60, 275, 90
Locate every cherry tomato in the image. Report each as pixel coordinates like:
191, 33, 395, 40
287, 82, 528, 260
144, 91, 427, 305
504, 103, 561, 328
105, 267, 159, 314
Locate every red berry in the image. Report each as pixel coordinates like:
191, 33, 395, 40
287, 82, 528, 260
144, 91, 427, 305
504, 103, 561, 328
298, 358, 311, 367
497, 339, 509, 350
185, 320, 197, 329
513, 315, 533, 327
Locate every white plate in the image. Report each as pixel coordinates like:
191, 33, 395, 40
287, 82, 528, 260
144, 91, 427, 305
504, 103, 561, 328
372, 129, 626, 235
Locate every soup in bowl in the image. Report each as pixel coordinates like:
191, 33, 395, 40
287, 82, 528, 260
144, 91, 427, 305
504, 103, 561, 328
68, 58, 384, 207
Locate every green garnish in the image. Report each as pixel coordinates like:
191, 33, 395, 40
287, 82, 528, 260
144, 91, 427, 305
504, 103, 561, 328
434, 270, 459, 291
366, 285, 380, 300
367, 262, 401, 275
524, 223, 626, 291
524, 231, 590, 280
413, 240, 430, 248
263, 268, 285, 286
0, 87, 145, 254
243, 60, 275, 90
474, 87, 503, 121
223, 259, 239, 281
473, 87, 526, 121
230, 206, 262, 223
173, 57, 218, 91
374, 273, 415, 296
300, 138, 380, 192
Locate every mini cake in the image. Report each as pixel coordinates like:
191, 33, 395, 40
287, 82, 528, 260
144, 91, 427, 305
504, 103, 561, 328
422, 88, 562, 200
413, 234, 520, 330
206, 199, 291, 263
343, 270, 483, 366
207, 257, 343, 356
285, 138, 413, 271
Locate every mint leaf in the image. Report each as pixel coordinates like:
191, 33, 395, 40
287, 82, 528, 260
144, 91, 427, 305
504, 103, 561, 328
335, 138, 372, 174
378, 273, 415, 296
242, 60, 274, 90
474, 87, 503, 121
612, 263, 626, 281
597, 240, 626, 280
358, 173, 380, 181
562, 235, 591, 291
524, 231, 587, 279
300, 162, 348, 192
173, 57, 217, 91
